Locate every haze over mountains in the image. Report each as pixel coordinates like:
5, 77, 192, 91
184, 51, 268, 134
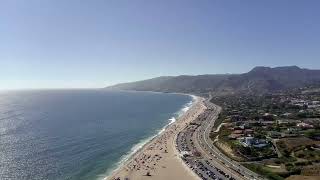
106, 66, 320, 95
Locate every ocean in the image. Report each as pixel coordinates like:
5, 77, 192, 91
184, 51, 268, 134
0, 89, 193, 180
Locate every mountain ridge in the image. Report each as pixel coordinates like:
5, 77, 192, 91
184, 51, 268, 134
106, 66, 320, 95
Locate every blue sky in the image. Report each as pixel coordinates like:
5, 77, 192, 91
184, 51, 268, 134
1, 0, 320, 89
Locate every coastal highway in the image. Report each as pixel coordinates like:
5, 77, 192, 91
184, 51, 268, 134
177, 97, 264, 180
195, 99, 264, 180
193, 106, 243, 179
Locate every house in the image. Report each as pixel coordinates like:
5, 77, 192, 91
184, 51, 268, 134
277, 119, 290, 125
241, 137, 268, 148
228, 133, 242, 140
261, 121, 275, 126
233, 130, 244, 134
282, 112, 292, 117
244, 137, 255, 146
312, 101, 320, 105
244, 129, 254, 136
277, 119, 300, 126
297, 122, 314, 129
268, 131, 281, 138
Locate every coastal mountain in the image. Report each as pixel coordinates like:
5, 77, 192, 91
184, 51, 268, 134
106, 66, 320, 95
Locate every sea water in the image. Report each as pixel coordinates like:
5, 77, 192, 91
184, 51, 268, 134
0, 90, 193, 180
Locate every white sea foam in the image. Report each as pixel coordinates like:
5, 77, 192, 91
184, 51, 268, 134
169, 117, 176, 124
175, 95, 196, 117
101, 94, 196, 180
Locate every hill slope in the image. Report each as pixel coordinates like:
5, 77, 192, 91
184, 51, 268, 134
106, 66, 320, 95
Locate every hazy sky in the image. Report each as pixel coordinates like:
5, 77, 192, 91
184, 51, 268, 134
1, 0, 320, 89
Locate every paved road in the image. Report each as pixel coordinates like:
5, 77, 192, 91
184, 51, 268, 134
177, 115, 229, 179
197, 99, 264, 180
176, 97, 265, 180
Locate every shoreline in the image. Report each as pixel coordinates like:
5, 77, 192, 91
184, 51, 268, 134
106, 94, 205, 180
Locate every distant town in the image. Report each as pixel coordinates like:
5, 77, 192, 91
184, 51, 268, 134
210, 86, 320, 179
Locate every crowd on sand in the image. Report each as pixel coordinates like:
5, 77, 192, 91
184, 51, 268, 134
109, 97, 205, 180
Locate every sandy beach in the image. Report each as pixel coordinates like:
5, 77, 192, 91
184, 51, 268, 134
107, 96, 206, 180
